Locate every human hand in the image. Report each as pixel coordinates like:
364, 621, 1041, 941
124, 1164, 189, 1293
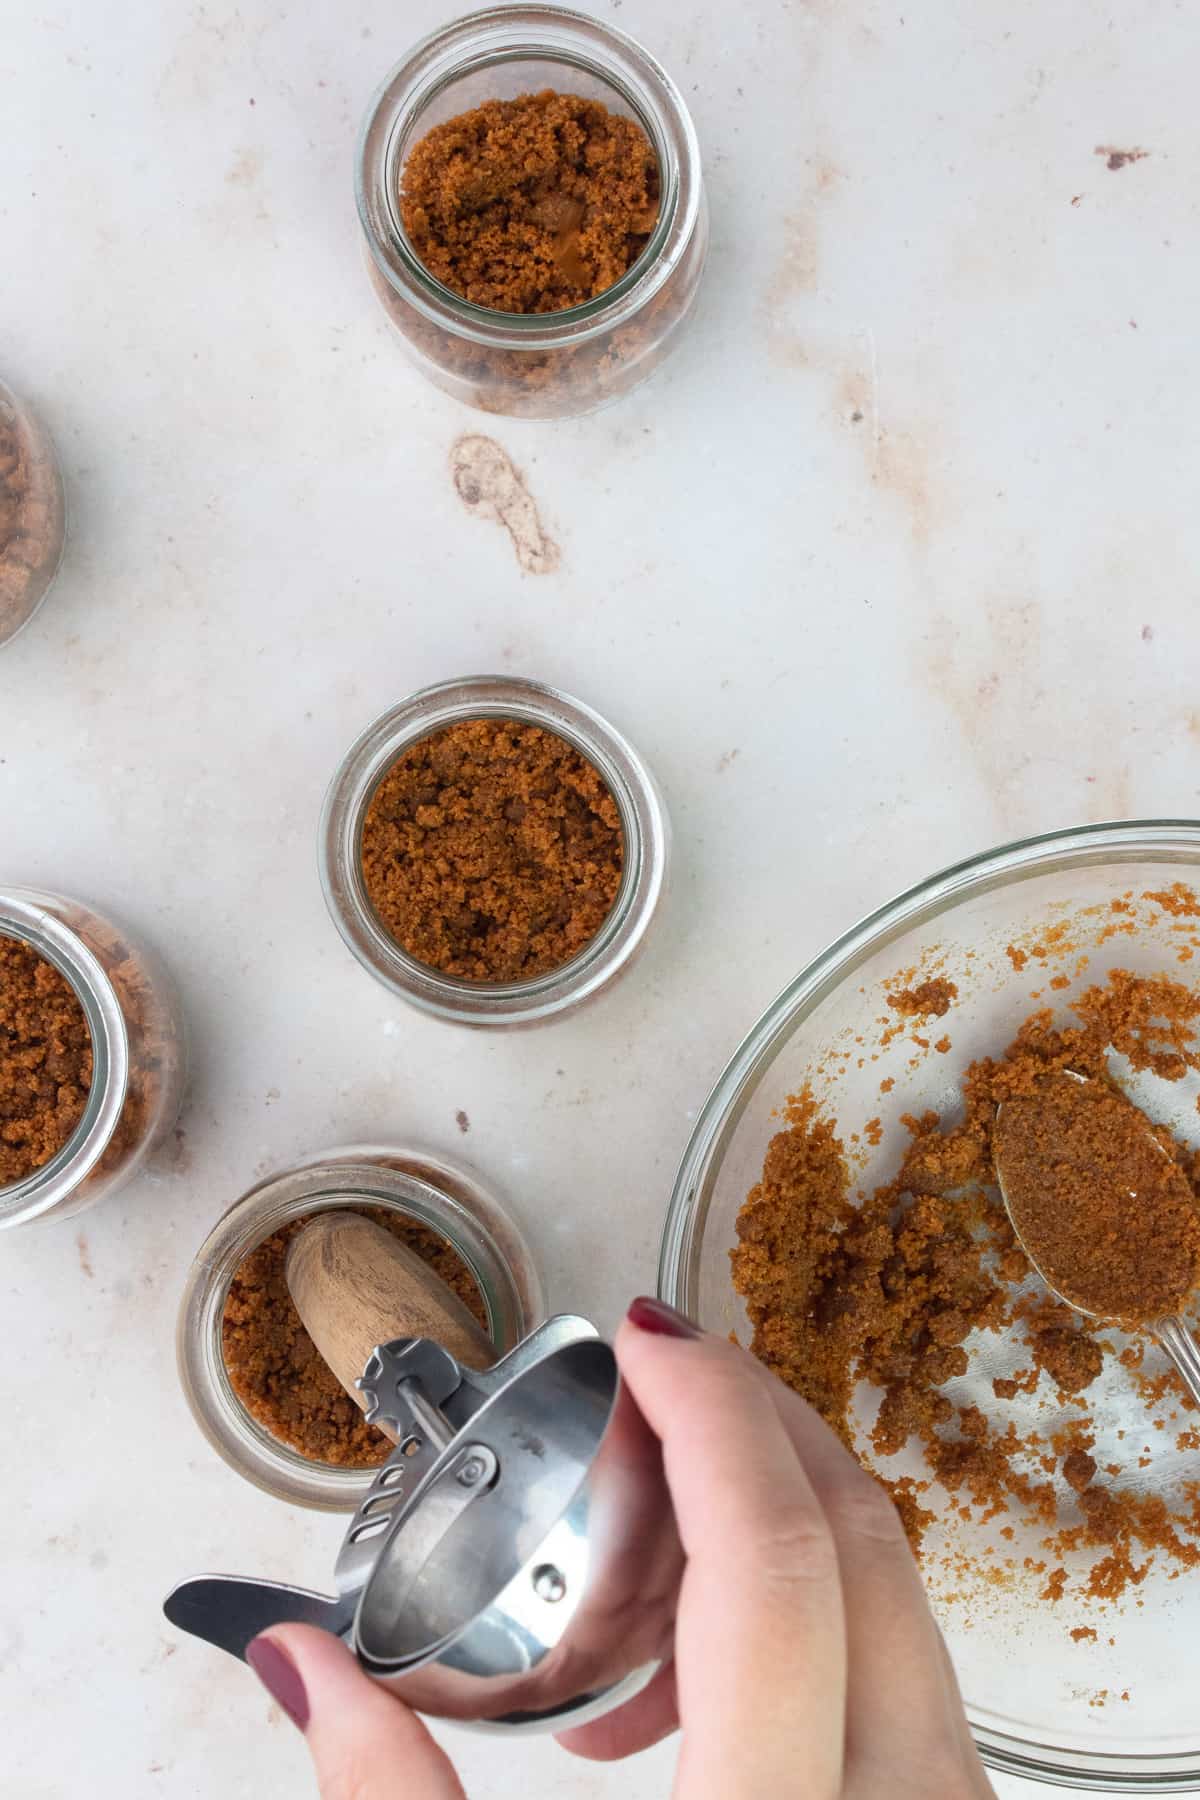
245, 1299, 993, 1799
558, 1298, 994, 1797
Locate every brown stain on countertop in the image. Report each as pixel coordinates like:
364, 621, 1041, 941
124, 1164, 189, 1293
225, 147, 263, 187
786, 335, 947, 550
871, 426, 940, 548
836, 367, 874, 434
920, 594, 1142, 832
760, 146, 952, 555
1083, 760, 1133, 825
762, 160, 844, 369
841, 356, 942, 549
1094, 146, 1150, 171
766, 216, 819, 319
921, 597, 1046, 836
450, 436, 560, 576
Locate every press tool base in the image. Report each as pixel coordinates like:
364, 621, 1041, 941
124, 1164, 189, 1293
165, 1318, 683, 1734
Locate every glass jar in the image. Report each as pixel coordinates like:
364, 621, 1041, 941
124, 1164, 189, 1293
319, 674, 670, 1026
177, 1144, 545, 1509
355, 4, 708, 419
0, 379, 66, 647
0, 888, 187, 1228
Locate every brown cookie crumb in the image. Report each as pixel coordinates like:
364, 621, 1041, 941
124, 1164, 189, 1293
0, 935, 92, 1186
1042, 1567, 1068, 1602
1063, 1449, 1098, 1493
886, 977, 958, 1018
360, 718, 623, 982
400, 91, 659, 314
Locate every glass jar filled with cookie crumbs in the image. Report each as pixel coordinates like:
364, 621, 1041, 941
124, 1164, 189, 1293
0, 888, 186, 1228
355, 5, 708, 419
319, 675, 670, 1026
177, 1145, 544, 1509
0, 379, 66, 647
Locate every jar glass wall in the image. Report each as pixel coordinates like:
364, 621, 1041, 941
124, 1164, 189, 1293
355, 5, 708, 419
0, 379, 66, 647
0, 887, 186, 1228
176, 1145, 545, 1510
319, 675, 670, 1027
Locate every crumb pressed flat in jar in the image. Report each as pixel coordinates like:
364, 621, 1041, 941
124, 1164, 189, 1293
0, 936, 91, 1186
360, 718, 624, 982
400, 91, 659, 314
222, 1208, 489, 1467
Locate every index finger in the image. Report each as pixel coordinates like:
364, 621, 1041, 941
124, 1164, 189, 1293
615, 1314, 847, 1799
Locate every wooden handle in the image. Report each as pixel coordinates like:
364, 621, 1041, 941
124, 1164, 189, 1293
286, 1213, 495, 1438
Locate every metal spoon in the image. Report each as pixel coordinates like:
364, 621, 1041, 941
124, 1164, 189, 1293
993, 1069, 1200, 1407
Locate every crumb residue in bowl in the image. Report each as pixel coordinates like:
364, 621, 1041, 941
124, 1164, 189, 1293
886, 977, 958, 1018
733, 965, 1200, 1611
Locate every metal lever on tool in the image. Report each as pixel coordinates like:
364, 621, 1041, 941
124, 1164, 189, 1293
162, 1575, 355, 1662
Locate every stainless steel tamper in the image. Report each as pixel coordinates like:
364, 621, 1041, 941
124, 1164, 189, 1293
165, 1315, 683, 1732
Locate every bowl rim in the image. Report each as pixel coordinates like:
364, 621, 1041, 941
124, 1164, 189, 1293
659, 817, 1200, 1789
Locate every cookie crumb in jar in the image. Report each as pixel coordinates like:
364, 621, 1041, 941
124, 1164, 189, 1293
0, 936, 91, 1185
360, 718, 624, 983
400, 92, 659, 315
222, 1208, 489, 1467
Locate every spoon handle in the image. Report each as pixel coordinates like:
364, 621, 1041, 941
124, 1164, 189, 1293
1152, 1315, 1200, 1408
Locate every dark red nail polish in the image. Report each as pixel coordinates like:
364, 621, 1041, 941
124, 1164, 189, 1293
247, 1635, 309, 1730
627, 1296, 700, 1338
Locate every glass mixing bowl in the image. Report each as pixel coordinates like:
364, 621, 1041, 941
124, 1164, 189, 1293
661, 821, 1200, 1791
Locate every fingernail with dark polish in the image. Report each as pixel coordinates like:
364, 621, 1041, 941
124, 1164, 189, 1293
627, 1296, 700, 1338
247, 1635, 309, 1731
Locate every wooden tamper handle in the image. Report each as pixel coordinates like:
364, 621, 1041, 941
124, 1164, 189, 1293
286, 1212, 495, 1440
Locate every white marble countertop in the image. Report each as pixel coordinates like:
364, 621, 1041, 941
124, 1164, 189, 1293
3, 0, 1198, 1794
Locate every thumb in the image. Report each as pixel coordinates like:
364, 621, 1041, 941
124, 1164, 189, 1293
247, 1625, 467, 1800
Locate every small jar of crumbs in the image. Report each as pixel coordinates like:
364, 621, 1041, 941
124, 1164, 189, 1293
355, 5, 708, 419
0, 888, 186, 1228
176, 1145, 544, 1509
319, 675, 669, 1026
